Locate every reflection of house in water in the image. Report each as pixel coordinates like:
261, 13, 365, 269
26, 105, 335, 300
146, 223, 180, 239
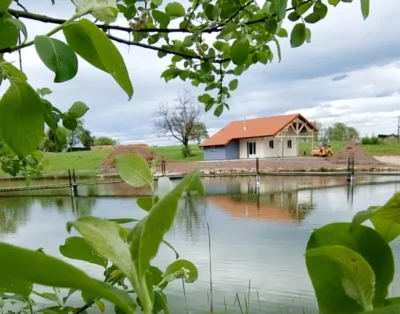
204, 177, 315, 223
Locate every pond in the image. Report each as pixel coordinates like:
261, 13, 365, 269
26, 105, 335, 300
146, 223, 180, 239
1, 175, 400, 313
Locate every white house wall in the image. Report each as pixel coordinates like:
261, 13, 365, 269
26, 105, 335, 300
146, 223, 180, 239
263, 137, 279, 158
239, 137, 265, 158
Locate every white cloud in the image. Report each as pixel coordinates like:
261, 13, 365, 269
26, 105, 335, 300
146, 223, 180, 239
3, 0, 400, 144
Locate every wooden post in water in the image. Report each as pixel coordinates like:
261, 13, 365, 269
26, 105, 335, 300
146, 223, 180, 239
347, 157, 355, 183
68, 169, 74, 197
255, 157, 260, 187
72, 169, 78, 197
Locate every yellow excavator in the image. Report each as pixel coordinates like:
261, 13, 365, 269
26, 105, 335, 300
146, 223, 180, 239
312, 138, 333, 157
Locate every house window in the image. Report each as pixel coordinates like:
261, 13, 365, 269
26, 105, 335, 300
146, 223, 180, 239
248, 142, 256, 155
269, 140, 274, 149
211, 146, 218, 151
287, 140, 292, 149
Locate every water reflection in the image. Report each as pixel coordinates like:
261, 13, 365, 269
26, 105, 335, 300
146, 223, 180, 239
1, 175, 400, 313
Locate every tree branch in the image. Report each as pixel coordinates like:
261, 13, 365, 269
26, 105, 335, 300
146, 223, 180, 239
13, 0, 27, 12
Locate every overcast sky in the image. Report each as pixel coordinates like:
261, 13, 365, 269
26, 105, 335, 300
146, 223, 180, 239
3, 0, 400, 145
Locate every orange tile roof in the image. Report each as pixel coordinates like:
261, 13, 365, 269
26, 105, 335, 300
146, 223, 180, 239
200, 113, 317, 147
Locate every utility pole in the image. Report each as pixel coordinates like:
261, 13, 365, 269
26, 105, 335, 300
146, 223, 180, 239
398, 116, 400, 142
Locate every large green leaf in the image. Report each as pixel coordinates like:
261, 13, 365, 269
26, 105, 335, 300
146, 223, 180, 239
306, 223, 394, 314
137, 197, 159, 211
0, 277, 32, 297
368, 193, 400, 242
63, 18, 133, 99
0, 0, 12, 13
0, 243, 136, 313
68, 101, 89, 119
165, 2, 185, 18
67, 217, 137, 285
0, 82, 44, 158
275, 0, 288, 21
130, 170, 204, 278
361, 0, 369, 19
164, 259, 198, 283
6, 18, 28, 43
0, 13, 18, 50
230, 39, 249, 66
115, 154, 154, 189
34, 36, 78, 83
152, 10, 170, 27
360, 305, 400, 313
1, 60, 27, 83
42, 99, 58, 131
290, 23, 306, 48
306, 245, 375, 311
59, 236, 108, 268
73, 0, 119, 23
350, 206, 380, 231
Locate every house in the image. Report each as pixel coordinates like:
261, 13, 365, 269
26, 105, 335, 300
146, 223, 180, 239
378, 134, 398, 142
199, 113, 317, 160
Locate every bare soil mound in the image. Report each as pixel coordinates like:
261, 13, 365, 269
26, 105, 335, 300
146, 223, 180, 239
328, 140, 381, 165
99, 144, 163, 170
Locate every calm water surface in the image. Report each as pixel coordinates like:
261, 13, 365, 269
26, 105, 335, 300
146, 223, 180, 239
1, 175, 400, 313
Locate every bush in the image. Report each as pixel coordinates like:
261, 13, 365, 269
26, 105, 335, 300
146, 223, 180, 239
93, 137, 117, 146
181, 145, 192, 158
362, 136, 380, 145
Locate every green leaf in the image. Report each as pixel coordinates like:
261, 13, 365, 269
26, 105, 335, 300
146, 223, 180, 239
256, 50, 269, 64
63, 18, 133, 100
32, 292, 62, 306
158, 177, 173, 198
152, 10, 170, 26
306, 245, 375, 311
115, 154, 154, 189
62, 114, 78, 131
165, 2, 185, 18
42, 100, 58, 131
229, 79, 238, 91
230, 39, 249, 66
277, 28, 288, 38
360, 305, 400, 314
107, 218, 138, 224
73, 0, 118, 23
59, 236, 108, 268
370, 193, 400, 242
304, 12, 321, 23
214, 104, 224, 117
361, 0, 369, 19
0, 243, 136, 314
95, 300, 106, 313
0, 82, 44, 158
67, 217, 137, 285
56, 127, 67, 150
0, 277, 32, 297
275, 0, 288, 21
137, 197, 159, 212
38, 87, 53, 96
153, 291, 169, 314
290, 23, 306, 48
350, 206, 380, 231
297, 1, 313, 14
68, 101, 89, 119
152, 0, 162, 5
272, 38, 282, 61
6, 18, 28, 43
0, 13, 18, 50
306, 223, 394, 313
34, 36, 78, 83
1, 61, 27, 82
198, 93, 212, 104
164, 259, 198, 283
0, 0, 12, 13
130, 170, 204, 278
305, 28, 311, 43
314, 1, 328, 18
288, 11, 300, 21
328, 0, 340, 5
162, 239, 179, 260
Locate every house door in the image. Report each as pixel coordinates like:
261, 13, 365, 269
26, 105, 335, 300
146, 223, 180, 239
247, 142, 256, 158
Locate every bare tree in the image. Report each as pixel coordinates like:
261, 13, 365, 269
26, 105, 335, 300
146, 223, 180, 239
154, 90, 202, 157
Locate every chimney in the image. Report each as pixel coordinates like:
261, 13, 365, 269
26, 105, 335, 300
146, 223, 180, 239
243, 117, 247, 131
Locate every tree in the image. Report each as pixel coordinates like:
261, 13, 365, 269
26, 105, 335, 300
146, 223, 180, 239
154, 90, 202, 157
190, 122, 209, 145
94, 137, 118, 146
312, 120, 323, 141
326, 122, 360, 141
66, 119, 94, 150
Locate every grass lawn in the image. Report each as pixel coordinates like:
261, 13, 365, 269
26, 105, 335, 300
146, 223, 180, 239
42, 150, 112, 173
151, 145, 203, 162
363, 141, 400, 155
